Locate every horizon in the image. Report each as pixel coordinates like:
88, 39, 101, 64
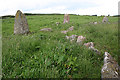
1, 12, 119, 17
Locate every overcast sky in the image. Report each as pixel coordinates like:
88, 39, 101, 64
0, 0, 119, 16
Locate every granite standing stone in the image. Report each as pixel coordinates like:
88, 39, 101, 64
102, 16, 108, 23
101, 52, 120, 79
14, 10, 29, 34
63, 14, 69, 23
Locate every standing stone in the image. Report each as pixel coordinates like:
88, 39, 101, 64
63, 14, 69, 23
101, 52, 120, 79
102, 16, 108, 23
14, 10, 29, 34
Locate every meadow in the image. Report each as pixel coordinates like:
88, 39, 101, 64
2, 14, 118, 78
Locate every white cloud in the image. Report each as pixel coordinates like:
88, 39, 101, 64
0, 0, 119, 16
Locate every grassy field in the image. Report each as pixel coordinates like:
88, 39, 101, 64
2, 14, 118, 78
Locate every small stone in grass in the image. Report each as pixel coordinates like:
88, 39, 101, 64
40, 28, 52, 32
61, 30, 68, 34
68, 26, 74, 31
84, 42, 94, 48
76, 36, 86, 44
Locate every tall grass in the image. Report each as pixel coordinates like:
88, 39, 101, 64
2, 15, 118, 78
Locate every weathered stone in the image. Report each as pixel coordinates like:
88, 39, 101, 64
63, 14, 69, 23
84, 42, 100, 54
68, 26, 74, 31
14, 10, 29, 34
102, 16, 108, 23
56, 22, 60, 26
40, 28, 52, 31
94, 22, 97, 24
61, 26, 74, 34
84, 42, 94, 48
61, 30, 68, 34
76, 36, 86, 44
89, 46, 101, 55
66, 35, 78, 42
101, 52, 120, 79
89, 22, 97, 25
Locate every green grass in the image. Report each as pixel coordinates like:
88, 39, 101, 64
2, 15, 118, 78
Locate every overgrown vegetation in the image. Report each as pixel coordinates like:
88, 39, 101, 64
2, 14, 118, 78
